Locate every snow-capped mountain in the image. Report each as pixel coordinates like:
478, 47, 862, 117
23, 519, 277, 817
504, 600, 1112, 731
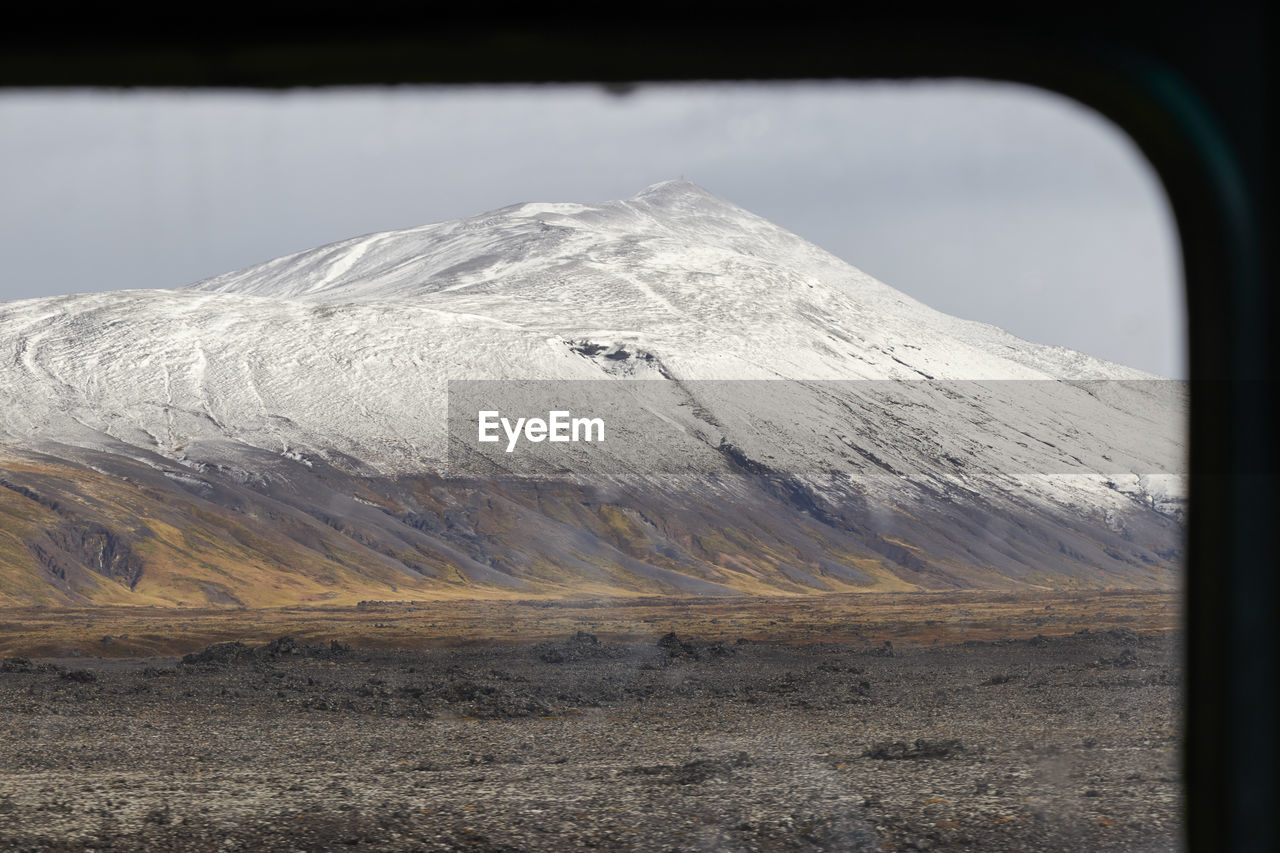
0, 182, 1184, 606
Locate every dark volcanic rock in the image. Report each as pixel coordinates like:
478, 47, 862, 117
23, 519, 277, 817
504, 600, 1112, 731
58, 668, 97, 683
1, 657, 60, 675
536, 631, 626, 664
180, 641, 251, 667
181, 636, 354, 668
1095, 647, 1141, 668
626, 751, 754, 785
657, 631, 699, 660
865, 738, 968, 760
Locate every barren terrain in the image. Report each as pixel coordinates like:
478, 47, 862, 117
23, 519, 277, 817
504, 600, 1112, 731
0, 592, 1181, 851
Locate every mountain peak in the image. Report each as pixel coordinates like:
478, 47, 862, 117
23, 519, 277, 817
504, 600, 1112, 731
172, 180, 1150, 384
631, 179, 735, 208
635, 178, 712, 195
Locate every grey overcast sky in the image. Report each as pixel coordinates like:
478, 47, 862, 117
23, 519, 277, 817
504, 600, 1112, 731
0, 81, 1184, 377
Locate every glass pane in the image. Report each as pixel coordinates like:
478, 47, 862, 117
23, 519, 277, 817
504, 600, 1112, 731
0, 82, 1184, 851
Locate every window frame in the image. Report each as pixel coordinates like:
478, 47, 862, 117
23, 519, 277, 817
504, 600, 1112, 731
2, 12, 1272, 850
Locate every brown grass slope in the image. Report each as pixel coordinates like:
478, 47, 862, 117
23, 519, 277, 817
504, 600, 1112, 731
0, 443, 1181, 608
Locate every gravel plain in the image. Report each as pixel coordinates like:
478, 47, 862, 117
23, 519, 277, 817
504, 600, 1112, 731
0, 628, 1182, 851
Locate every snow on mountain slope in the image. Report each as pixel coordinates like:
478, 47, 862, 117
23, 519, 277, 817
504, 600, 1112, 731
0, 182, 1184, 604
1, 181, 1161, 470
190, 180, 1154, 384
